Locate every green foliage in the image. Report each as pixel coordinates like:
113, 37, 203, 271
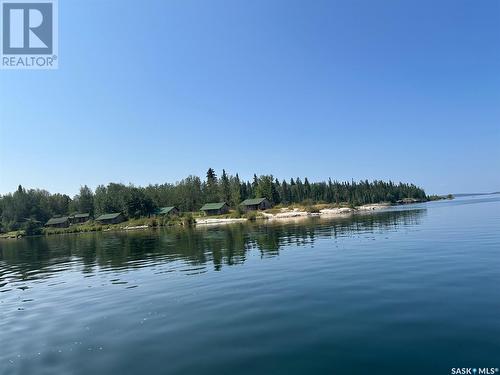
181, 213, 195, 226
219, 169, 231, 204
234, 205, 244, 217
229, 174, 241, 207
43, 223, 104, 235
427, 194, 454, 201
303, 205, 320, 214
263, 208, 281, 215
0, 185, 71, 233
23, 219, 43, 236
229, 208, 243, 218
245, 211, 258, 221
427, 195, 442, 201
205, 168, 219, 203
73, 185, 94, 216
124, 187, 156, 218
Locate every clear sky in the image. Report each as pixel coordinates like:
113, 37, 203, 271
1, 0, 499, 196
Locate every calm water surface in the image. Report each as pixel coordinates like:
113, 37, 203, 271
1, 196, 499, 374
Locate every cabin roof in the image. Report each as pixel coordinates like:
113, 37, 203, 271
157, 206, 178, 215
95, 213, 122, 221
72, 213, 90, 218
46, 216, 69, 225
200, 202, 227, 211
240, 198, 267, 206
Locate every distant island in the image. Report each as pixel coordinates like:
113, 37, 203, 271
0, 168, 452, 238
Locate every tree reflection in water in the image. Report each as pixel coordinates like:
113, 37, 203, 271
0, 209, 425, 284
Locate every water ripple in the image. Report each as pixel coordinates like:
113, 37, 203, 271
1, 197, 499, 374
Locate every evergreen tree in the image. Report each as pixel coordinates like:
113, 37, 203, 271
252, 174, 259, 192
230, 174, 242, 207
219, 169, 231, 203
281, 180, 291, 204
75, 185, 94, 215
304, 177, 311, 200
204, 168, 219, 202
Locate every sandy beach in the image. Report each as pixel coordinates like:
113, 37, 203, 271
195, 203, 391, 225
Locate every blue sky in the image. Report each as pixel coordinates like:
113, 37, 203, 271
1, 0, 499, 196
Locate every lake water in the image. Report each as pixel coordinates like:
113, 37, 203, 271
1, 196, 499, 375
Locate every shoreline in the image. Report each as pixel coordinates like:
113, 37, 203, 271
4, 194, 462, 240
195, 203, 392, 225
0, 203, 396, 239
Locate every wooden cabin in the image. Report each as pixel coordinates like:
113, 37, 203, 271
156, 206, 180, 216
69, 213, 91, 224
45, 216, 70, 228
200, 202, 229, 216
95, 213, 125, 224
240, 198, 272, 211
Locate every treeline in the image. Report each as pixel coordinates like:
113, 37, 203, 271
0, 168, 427, 233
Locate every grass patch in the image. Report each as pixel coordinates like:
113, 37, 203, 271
0, 230, 24, 239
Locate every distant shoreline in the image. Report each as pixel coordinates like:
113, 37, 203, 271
452, 192, 500, 197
